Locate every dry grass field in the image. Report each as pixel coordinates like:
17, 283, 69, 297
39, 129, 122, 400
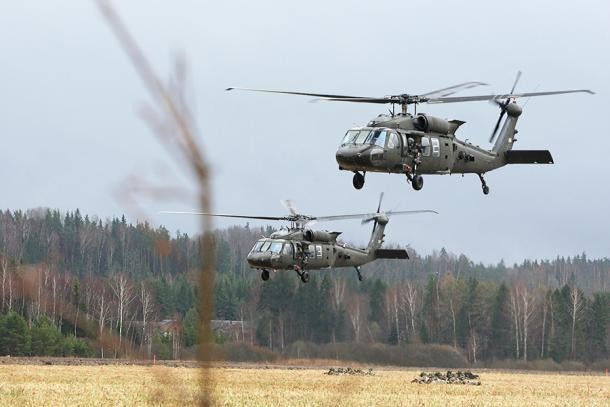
0, 363, 608, 406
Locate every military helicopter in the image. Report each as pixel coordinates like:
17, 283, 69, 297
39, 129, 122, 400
163, 194, 436, 283
227, 73, 594, 194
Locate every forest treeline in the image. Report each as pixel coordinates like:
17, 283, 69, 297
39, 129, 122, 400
0, 208, 608, 367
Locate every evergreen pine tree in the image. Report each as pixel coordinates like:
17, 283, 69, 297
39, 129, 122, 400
0, 312, 30, 356
488, 283, 511, 359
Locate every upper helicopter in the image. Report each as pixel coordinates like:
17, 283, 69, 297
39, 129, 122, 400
227, 73, 593, 194
163, 194, 436, 283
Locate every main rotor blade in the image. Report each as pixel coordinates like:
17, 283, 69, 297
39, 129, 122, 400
385, 209, 439, 216
510, 71, 522, 94
316, 209, 438, 223
427, 89, 594, 104
314, 213, 381, 223
362, 209, 439, 224
320, 96, 395, 104
420, 81, 488, 98
160, 211, 287, 221
226, 87, 369, 100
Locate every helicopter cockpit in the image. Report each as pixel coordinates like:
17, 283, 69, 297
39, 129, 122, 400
247, 238, 294, 269
249, 238, 297, 257
340, 128, 392, 148
337, 127, 405, 171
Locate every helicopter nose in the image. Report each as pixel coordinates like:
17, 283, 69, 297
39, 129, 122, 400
246, 252, 272, 268
336, 147, 356, 165
335, 149, 346, 163
337, 146, 369, 167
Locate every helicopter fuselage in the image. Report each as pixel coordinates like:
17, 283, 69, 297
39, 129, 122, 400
335, 103, 553, 194
245, 213, 412, 283
246, 228, 372, 272
336, 127, 504, 175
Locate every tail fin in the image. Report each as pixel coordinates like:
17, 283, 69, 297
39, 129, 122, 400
492, 103, 523, 155
366, 215, 388, 256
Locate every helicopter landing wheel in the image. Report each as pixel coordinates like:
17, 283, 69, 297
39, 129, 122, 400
478, 174, 490, 195
301, 271, 310, 283
261, 269, 270, 281
352, 172, 365, 190
411, 175, 424, 191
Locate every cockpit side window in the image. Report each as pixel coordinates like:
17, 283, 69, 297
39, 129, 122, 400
282, 243, 293, 257
367, 130, 386, 147
387, 132, 400, 149
421, 137, 431, 157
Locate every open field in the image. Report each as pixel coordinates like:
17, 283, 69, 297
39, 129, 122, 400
0, 362, 608, 406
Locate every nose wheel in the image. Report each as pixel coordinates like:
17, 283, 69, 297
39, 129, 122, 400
352, 172, 365, 190
478, 174, 490, 195
261, 269, 270, 281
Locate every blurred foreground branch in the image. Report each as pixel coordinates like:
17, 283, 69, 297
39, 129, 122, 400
95, 1, 215, 405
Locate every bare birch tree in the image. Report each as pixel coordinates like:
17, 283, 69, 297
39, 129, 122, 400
510, 288, 520, 359
519, 285, 536, 361
110, 273, 135, 356
569, 285, 585, 359
140, 281, 154, 357
348, 294, 363, 342
540, 291, 549, 358
401, 282, 419, 339
96, 284, 110, 358
1, 254, 8, 311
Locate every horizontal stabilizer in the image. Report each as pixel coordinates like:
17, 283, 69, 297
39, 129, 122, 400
375, 249, 409, 260
505, 150, 554, 164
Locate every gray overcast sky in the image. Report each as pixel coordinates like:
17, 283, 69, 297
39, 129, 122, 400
1, 0, 609, 265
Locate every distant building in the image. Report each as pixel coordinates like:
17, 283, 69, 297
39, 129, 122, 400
211, 320, 251, 342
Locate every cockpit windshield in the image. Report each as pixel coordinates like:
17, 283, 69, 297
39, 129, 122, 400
341, 128, 390, 147
354, 130, 370, 144
341, 129, 370, 146
251, 241, 264, 253
341, 130, 359, 146
251, 239, 284, 254
269, 241, 284, 254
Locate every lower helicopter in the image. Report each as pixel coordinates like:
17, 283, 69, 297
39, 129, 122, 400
163, 194, 436, 282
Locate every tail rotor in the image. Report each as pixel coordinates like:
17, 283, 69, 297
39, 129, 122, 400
490, 71, 522, 143
372, 192, 384, 233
